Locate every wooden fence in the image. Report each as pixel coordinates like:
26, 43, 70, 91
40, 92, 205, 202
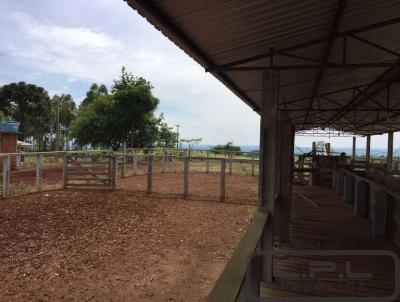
0, 149, 259, 199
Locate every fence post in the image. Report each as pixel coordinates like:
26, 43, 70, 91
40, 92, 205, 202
147, 155, 152, 194
220, 159, 226, 201
206, 151, 210, 173
229, 158, 233, 175
133, 152, 138, 175
162, 149, 166, 173
111, 156, 117, 190
183, 157, 189, 198
36, 154, 43, 192
63, 153, 68, 188
251, 156, 255, 176
2, 156, 10, 198
121, 155, 126, 177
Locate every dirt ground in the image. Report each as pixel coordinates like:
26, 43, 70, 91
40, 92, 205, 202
0, 186, 254, 301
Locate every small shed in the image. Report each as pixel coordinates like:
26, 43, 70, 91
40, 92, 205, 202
0, 121, 20, 170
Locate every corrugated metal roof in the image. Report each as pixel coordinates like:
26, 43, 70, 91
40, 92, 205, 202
126, 0, 400, 135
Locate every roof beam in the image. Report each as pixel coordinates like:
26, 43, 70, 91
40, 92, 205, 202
126, 0, 259, 112
220, 62, 395, 71
327, 65, 400, 123
207, 16, 400, 71
303, 0, 348, 124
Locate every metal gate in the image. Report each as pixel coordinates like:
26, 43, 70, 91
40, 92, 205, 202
66, 154, 115, 189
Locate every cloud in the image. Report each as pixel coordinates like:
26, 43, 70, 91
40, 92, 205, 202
0, 2, 260, 145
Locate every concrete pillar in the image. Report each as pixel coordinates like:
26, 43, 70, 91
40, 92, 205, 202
343, 173, 354, 204
373, 191, 392, 239
352, 136, 356, 161
275, 122, 294, 242
354, 180, 368, 217
258, 70, 280, 282
387, 132, 394, 175
366, 134, 371, 169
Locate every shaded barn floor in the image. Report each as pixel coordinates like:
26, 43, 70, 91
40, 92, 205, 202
262, 186, 399, 300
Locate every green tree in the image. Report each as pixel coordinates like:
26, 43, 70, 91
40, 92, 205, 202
71, 71, 159, 150
80, 83, 108, 108
157, 115, 176, 147
51, 94, 77, 150
212, 141, 242, 155
0, 82, 51, 145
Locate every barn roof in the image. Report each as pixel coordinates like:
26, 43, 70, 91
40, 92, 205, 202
126, 0, 400, 135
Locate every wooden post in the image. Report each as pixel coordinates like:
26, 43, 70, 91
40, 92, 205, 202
183, 157, 189, 198
63, 153, 68, 188
373, 191, 392, 239
352, 136, 356, 161
36, 154, 43, 192
121, 155, 126, 177
133, 153, 138, 175
229, 155, 233, 175
366, 134, 371, 169
162, 149, 166, 173
259, 70, 280, 282
2, 156, 10, 198
220, 159, 226, 201
251, 155, 255, 176
147, 156, 152, 194
355, 180, 368, 217
206, 151, 210, 173
387, 131, 394, 175
111, 156, 117, 190
343, 173, 354, 204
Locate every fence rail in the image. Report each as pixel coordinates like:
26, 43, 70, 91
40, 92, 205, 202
0, 149, 260, 199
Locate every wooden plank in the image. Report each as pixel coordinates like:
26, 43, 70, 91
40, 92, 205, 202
207, 211, 269, 302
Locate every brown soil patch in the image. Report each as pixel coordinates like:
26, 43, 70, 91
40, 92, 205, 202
0, 189, 253, 302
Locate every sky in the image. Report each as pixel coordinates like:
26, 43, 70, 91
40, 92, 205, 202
0, 0, 397, 149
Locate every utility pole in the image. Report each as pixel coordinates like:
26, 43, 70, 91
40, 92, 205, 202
176, 124, 180, 149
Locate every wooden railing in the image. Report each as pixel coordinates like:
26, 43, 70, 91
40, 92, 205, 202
207, 210, 269, 302
0, 150, 259, 199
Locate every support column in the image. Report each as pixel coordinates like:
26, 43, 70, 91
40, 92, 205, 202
352, 136, 356, 161
387, 132, 394, 175
258, 70, 280, 283
366, 134, 371, 169
275, 122, 294, 242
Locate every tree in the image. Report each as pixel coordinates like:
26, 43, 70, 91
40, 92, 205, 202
180, 138, 203, 149
157, 115, 176, 147
0, 82, 51, 144
51, 94, 77, 150
71, 70, 159, 150
212, 141, 242, 155
80, 83, 108, 108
